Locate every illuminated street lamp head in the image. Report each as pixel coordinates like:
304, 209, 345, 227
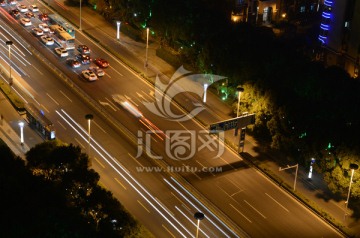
85, 114, 94, 121
350, 163, 359, 170
18, 121, 24, 127
194, 212, 205, 221
236, 86, 244, 93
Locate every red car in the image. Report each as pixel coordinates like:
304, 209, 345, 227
39, 13, 49, 21
94, 58, 109, 68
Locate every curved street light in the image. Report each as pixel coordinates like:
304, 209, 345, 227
79, 0, 82, 31
194, 211, 205, 238
85, 114, 94, 161
6, 40, 13, 91
236, 86, 244, 117
116, 21, 121, 41
345, 163, 359, 211
145, 27, 149, 68
18, 121, 24, 145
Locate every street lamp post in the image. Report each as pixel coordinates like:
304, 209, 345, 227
116, 21, 121, 41
145, 27, 149, 68
85, 114, 94, 160
345, 163, 359, 211
6, 40, 13, 90
203, 83, 208, 103
79, 0, 82, 31
194, 212, 205, 238
18, 121, 24, 145
279, 164, 299, 191
236, 86, 244, 117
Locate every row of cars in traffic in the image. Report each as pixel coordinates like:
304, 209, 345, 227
63, 45, 109, 82
3, 2, 110, 82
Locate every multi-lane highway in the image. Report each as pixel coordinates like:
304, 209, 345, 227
0, 10, 242, 238
0, 1, 345, 237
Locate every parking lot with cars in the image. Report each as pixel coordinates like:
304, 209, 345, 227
2, 0, 110, 82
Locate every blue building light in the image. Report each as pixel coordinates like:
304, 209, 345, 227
320, 24, 330, 30
318, 36, 326, 44
324, 0, 333, 7
322, 13, 331, 19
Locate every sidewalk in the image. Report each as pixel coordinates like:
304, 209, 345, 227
0, 91, 42, 159
38, 2, 360, 236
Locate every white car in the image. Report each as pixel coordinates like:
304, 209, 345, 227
20, 18, 32, 26
54, 47, 68, 57
82, 70, 98, 82
38, 23, 50, 32
29, 4, 39, 12
17, 4, 28, 12
89, 66, 105, 77
40, 35, 54, 46
32, 27, 44, 36
9, 0, 17, 5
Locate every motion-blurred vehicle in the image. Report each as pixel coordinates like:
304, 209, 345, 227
112, 94, 143, 118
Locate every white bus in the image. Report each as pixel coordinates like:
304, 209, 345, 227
50, 25, 75, 50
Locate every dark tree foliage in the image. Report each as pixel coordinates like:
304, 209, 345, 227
25, 141, 141, 237
0, 143, 96, 238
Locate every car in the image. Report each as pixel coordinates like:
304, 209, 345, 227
94, 58, 109, 68
17, 4, 28, 12
66, 58, 81, 68
77, 45, 90, 54
38, 13, 49, 21
76, 54, 90, 64
40, 35, 54, 45
8, 0, 17, 5
32, 27, 44, 36
54, 47, 68, 57
9, 9, 20, 19
0, 0, 6, 7
39, 23, 50, 32
20, 18, 32, 26
24, 12, 35, 18
112, 94, 143, 118
82, 70, 98, 81
89, 66, 105, 77
29, 4, 39, 12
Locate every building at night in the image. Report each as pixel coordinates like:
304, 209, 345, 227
318, 0, 360, 78
231, 0, 320, 24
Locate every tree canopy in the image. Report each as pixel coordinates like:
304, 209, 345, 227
1, 140, 147, 237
